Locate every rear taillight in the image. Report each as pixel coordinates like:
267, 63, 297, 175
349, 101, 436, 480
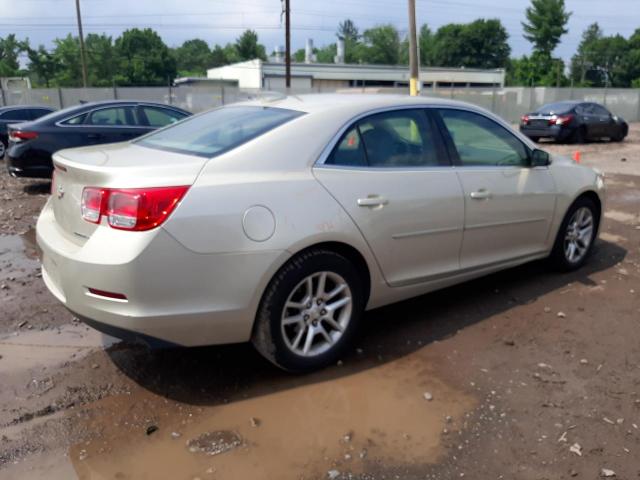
521, 115, 530, 125
9, 131, 38, 142
81, 186, 189, 231
81, 187, 106, 224
555, 114, 574, 126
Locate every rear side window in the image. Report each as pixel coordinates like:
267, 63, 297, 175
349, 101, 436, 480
1, 109, 30, 121
87, 107, 136, 126
137, 106, 304, 158
326, 109, 441, 168
327, 127, 367, 167
141, 106, 187, 127
438, 109, 529, 167
61, 113, 88, 125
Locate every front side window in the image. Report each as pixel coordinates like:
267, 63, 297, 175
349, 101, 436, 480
438, 109, 529, 167
87, 107, 136, 126
142, 106, 187, 127
136, 106, 303, 158
326, 109, 441, 168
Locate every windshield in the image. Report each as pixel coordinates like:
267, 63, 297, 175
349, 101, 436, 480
535, 102, 576, 115
136, 106, 304, 158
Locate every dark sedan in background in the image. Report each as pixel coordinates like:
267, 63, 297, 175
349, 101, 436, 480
0, 105, 55, 157
520, 101, 628, 144
6, 100, 191, 178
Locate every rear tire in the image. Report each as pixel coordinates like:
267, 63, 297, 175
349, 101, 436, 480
530, 136, 540, 143
572, 126, 587, 144
549, 197, 599, 272
0, 140, 5, 158
252, 249, 365, 372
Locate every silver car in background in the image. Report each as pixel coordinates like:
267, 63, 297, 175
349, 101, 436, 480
37, 95, 605, 371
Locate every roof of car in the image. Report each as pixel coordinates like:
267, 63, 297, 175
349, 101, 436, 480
238, 93, 474, 114
0, 105, 55, 111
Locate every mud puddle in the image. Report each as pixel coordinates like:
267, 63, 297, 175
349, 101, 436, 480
59, 352, 474, 480
0, 229, 40, 283
0, 323, 119, 377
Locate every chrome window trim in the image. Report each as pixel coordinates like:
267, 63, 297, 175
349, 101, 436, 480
313, 103, 538, 171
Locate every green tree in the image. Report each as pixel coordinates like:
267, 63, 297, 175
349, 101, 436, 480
234, 30, 266, 61
360, 25, 400, 65
316, 43, 337, 63
174, 39, 212, 76
429, 19, 510, 69
51, 34, 82, 86
338, 19, 361, 63
85, 33, 116, 86
522, 0, 571, 57
210, 44, 231, 67
570, 23, 603, 85
27, 45, 58, 87
0, 34, 28, 77
114, 28, 176, 86
419, 25, 435, 66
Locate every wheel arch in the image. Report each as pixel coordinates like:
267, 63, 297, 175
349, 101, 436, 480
287, 241, 372, 306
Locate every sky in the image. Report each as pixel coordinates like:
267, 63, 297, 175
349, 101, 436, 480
1, 0, 639, 65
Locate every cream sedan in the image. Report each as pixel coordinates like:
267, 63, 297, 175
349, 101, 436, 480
37, 95, 605, 371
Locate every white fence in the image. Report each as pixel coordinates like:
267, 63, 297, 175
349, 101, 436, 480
1, 85, 639, 123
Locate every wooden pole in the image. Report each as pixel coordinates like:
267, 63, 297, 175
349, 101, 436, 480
75, 0, 89, 88
407, 0, 419, 96
285, 0, 291, 89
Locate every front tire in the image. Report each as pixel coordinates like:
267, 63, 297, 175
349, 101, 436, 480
550, 197, 599, 271
252, 249, 365, 372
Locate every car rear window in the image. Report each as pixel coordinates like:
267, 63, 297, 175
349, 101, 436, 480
536, 102, 576, 115
136, 106, 304, 158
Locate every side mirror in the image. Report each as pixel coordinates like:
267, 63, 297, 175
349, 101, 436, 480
531, 149, 550, 167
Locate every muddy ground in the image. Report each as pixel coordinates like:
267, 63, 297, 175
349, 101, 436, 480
1, 126, 639, 479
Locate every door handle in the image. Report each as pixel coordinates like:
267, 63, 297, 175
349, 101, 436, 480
470, 189, 491, 200
357, 196, 389, 208
87, 133, 103, 139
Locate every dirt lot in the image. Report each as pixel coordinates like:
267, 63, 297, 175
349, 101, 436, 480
1, 126, 639, 479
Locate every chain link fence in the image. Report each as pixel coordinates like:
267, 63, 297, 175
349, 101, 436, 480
1, 84, 639, 123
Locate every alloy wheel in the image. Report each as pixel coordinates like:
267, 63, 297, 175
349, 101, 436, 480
564, 207, 594, 264
281, 271, 352, 357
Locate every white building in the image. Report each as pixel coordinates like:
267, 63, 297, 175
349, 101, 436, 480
207, 59, 506, 91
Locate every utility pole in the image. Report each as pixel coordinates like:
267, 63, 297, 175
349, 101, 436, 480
285, 0, 291, 89
407, 0, 419, 96
75, 0, 88, 88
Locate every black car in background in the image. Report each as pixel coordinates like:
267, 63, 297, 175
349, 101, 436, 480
0, 105, 55, 157
519, 101, 628, 144
6, 100, 191, 178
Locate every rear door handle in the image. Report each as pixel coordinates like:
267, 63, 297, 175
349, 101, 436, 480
87, 133, 103, 139
470, 189, 491, 200
357, 196, 389, 208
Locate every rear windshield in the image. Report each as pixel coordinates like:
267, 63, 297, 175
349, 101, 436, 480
536, 102, 576, 115
136, 106, 304, 157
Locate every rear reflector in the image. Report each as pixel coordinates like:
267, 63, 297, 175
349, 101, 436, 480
81, 186, 189, 231
87, 288, 127, 300
9, 131, 38, 142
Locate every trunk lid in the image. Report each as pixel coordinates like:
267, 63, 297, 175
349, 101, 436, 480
51, 142, 207, 242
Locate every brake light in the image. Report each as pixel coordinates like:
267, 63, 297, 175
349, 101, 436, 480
81, 186, 189, 231
555, 114, 574, 126
521, 115, 530, 125
9, 131, 38, 142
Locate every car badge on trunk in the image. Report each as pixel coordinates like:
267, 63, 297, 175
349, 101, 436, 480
57, 185, 65, 199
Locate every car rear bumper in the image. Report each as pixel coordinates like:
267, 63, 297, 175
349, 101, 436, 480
520, 125, 573, 141
7, 149, 53, 178
36, 198, 290, 346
